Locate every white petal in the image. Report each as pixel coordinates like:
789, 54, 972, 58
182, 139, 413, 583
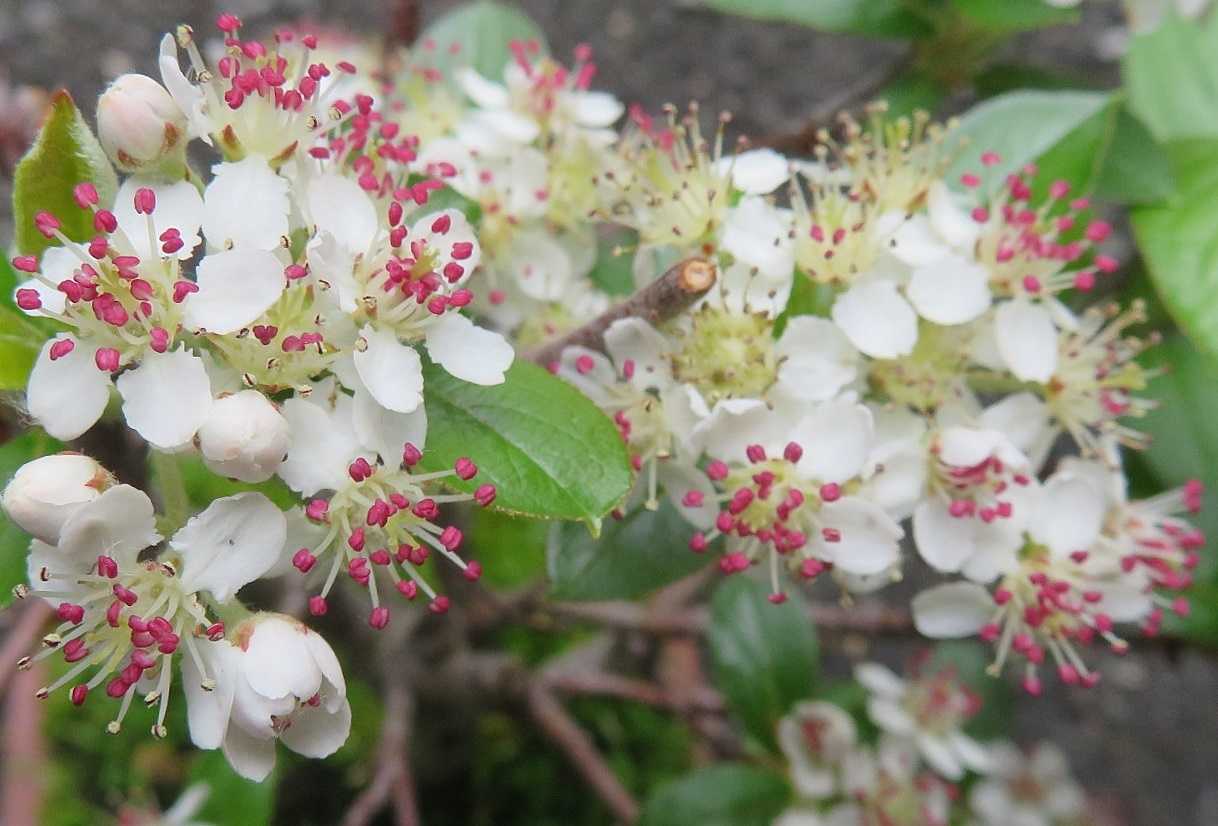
918, 732, 965, 780
818, 497, 902, 575
116, 347, 212, 450
995, 299, 1058, 382
27, 540, 87, 608
775, 316, 858, 402
603, 317, 673, 391
912, 501, 976, 573
1028, 475, 1104, 555
244, 617, 322, 700
855, 662, 906, 698
268, 507, 328, 578
183, 640, 238, 750
158, 34, 206, 138
171, 492, 287, 602
831, 280, 917, 359
912, 582, 995, 638
280, 698, 351, 758
184, 248, 285, 334
571, 91, 624, 128
425, 313, 514, 385
27, 337, 110, 440
221, 723, 278, 782
721, 197, 795, 279
277, 396, 363, 496
949, 731, 993, 773
907, 254, 992, 325
306, 173, 378, 253
352, 383, 428, 463
927, 181, 981, 251
203, 156, 290, 251
15, 276, 65, 317
114, 178, 204, 260
791, 400, 874, 482
57, 484, 160, 568
868, 698, 917, 736
509, 230, 574, 300
718, 148, 789, 194
696, 398, 777, 463
304, 630, 347, 709
455, 67, 509, 108
658, 460, 718, 530
980, 392, 1049, 455
888, 214, 951, 267
703, 261, 791, 317
353, 325, 424, 413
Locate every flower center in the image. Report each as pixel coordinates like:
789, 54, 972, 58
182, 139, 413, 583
669, 306, 778, 405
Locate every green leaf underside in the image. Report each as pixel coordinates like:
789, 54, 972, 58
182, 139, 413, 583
704, 0, 930, 37
549, 500, 715, 601
417, 1, 549, 82
707, 576, 818, 751
637, 764, 790, 826
13, 90, 117, 256
1123, 11, 1218, 143
418, 359, 632, 522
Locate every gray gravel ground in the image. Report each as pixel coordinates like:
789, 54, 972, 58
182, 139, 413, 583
0, 1, 1212, 824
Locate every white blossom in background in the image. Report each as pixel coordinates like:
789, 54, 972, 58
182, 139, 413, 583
969, 741, 1088, 826
777, 700, 858, 799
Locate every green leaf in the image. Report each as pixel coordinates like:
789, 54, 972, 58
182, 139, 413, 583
949, 0, 1078, 33
418, 358, 632, 523
187, 750, 275, 824
1123, 12, 1218, 142
707, 576, 818, 751
0, 305, 44, 390
0, 429, 64, 608
638, 764, 790, 826
13, 90, 118, 256
416, 1, 548, 82
928, 641, 1013, 739
587, 227, 638, 297
407, 175, 483, 224
1131, 141, 1218, 365
703, 0, 930, 37
1093, 108, 1176, 204
548, 500, 713, 601
469, 508, 548, 588
973, 63, 1096, 97
876, 73, 945, 120
775, 273, 834, 337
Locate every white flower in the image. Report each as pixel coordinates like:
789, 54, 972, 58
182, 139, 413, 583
183, 615, 350, 782
969, 742, 1086, 826
201, 156, 291, 251
856, 661, 991, 782
1, 453, 113, 545
96, 73, 188, 174
197, 391, 292, 483
777, 700, 858, 799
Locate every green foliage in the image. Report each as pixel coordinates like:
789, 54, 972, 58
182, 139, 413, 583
0, 429, 63, 608
0, 304, 45, 391
418, 358, 632, 524
468, 507, 549, 588
188, 750, 275, 825
774, 273, 834, 337
13, 91, 117, 256
587, 227, 639, 297
637, 764, 790, 826
708, 576, 818, 751
1123, 11, 1218, 142
408, 174, 483, 224
1132, 141, 1218, 367
548, 501, 714, 601
928, 641, 1012, 739
877, 73, 946, 119
416, 1, 549, 82
1092, 108, 1177, 204
704, 0, 930, 38
948, 0, 1077, 33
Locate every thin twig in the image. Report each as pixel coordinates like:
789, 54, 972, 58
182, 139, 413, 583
750, 52, 913, 155
546, 671, 724, 713
528, 257, 717, 368
527, 681, 640, 824
547, 599, 914, 636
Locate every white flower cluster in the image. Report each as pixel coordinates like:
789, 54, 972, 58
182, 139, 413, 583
773, 660, 1094, 826
550, 109, 1206, 692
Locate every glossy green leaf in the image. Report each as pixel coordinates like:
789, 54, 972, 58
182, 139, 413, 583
13, 90, 117, 256
1131, 141, 1218, 365
950, 0, 1078, 33
945, 90, 1111, 198
638, 764, 790, 826
1123, 12, 1218, 142
704, 0, 930, 37
0, 305, 44, 390
416, 1, 548, 82
418, 358, 632, 523
1093, 108, 1176, 205
548, 500, 714, 601
0, 429, 64, 608
469, 508, 548, 588
708, 576, 818, 751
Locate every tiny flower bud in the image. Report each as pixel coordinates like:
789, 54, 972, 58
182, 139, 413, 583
2, 454, 113, 544
97, 74, 189, 174
196, 390, 291, 483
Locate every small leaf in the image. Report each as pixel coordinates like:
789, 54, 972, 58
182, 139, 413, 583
549, 500, 714, 601
1123, 12, 1218, 142
13, 90, 118, 256
949, 0, 1078, 33
703, 0, 930, 38
416, 1, 548, 82
1131, 141, 1218, 365
945, 90, 1112, 198
638, 764, 790, 826
708, 576, 818, 751
419, 358, 632, 522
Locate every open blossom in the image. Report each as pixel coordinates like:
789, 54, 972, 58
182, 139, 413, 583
184, 614, 349, 781
856, 661, 991, 781
778, 700, 859, 799
8, 468, 285, 738
969, 741, 1087, 826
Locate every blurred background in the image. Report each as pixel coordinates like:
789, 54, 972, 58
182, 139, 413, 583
0, 1, 1214, 825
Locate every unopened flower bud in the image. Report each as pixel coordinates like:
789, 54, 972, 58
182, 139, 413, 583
197, 391, 291, 483
1, 454, 113, 545
96, 74, 188, 175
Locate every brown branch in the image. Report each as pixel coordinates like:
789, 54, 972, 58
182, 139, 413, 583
546, 671, 723, 713
1, 661, 46, 824
547, 599, 913, 636
0, 600, 53, 699
527, 680, 640, 824
528, 257, 717, 368
750, 52, 913, 156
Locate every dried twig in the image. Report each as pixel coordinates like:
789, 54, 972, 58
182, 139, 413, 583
528, 257, 717, 368
546, 671, 723, 713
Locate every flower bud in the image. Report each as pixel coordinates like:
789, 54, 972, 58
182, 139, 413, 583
96, 74, 188, 174
197, 391, 291, 483
1, 454, 113, 545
